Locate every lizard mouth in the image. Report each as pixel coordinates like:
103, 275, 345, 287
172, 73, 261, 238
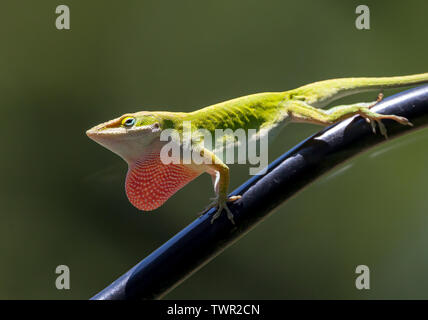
86, 116, 129, 139
86, 125, 127, 138
86, 121, 162, 164
86, 124, 156, 141
86, 116, 157, 139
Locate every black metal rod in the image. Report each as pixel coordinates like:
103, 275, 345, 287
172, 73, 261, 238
91, 84, 428, 300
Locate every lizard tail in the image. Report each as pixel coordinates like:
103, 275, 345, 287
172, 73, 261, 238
292, 72, 428, 107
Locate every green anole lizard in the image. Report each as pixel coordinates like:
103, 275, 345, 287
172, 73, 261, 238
87, 73, 428, 223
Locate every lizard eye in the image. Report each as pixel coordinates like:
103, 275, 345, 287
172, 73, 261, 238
122, 117, 136, 128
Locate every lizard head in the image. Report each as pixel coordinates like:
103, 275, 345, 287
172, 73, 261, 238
86, 111, 164, 163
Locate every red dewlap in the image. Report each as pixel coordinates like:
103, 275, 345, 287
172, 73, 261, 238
125, 151, 200, 211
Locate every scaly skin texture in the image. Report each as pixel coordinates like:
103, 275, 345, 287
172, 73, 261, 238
87, 72, 428, 223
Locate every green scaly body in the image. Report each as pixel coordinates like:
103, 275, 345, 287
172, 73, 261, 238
87, 72, 428, 223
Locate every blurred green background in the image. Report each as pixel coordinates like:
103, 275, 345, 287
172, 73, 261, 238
1, 0, 428, 299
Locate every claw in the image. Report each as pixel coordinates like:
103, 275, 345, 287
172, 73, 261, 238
367, 93, 384, 109
369, 119, 377, 134
376, 120, 388, 138
198, 196, 218, 216
210, 201, 235, 224
391, 115, 413, 127
362, 112, 412, 140
227, 195, 242, 202
200, 195, 240, 224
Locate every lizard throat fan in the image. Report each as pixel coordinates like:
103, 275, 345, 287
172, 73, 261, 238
125, 148, 201, 211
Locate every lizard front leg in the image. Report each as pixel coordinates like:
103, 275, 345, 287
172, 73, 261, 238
194, 146, 241, 224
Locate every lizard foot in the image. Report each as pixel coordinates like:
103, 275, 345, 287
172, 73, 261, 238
362, 92, 412, 138
360, 112, 413, 139
199, 195, 241, 224
211, 199, 235, 225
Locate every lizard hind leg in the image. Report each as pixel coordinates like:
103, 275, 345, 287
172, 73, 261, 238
288, 100, 413, 139
327, 102, 413, 138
